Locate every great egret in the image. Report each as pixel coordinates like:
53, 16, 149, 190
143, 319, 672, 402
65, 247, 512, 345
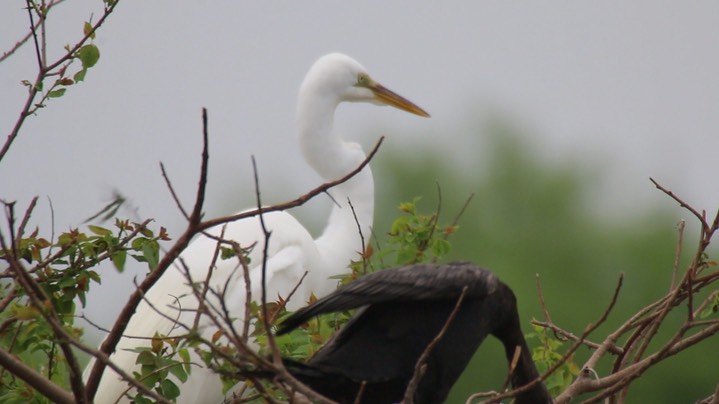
85, 53, 429, 403
272, 262, 552, 404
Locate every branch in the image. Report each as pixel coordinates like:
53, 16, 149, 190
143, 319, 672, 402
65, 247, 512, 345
505, 274, 623, 404
0, 348, 74, 404
1, 0, 120, 163
84, 107, 209, 398
650, 178, 708, 232
0, 203, 87, 403
197, 136, 385, 233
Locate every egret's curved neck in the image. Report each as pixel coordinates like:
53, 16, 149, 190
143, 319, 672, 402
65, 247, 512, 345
297, 88, 374, 292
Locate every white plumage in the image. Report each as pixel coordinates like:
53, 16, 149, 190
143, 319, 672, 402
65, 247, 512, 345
85, 53, 428, 403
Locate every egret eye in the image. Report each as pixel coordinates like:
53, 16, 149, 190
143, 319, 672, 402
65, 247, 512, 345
357, 73, 369, 86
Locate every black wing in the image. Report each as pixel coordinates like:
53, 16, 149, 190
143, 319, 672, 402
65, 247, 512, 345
277, 261, 499, 335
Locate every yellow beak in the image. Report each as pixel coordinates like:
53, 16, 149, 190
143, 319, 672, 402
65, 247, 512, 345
369, 82, 430, 118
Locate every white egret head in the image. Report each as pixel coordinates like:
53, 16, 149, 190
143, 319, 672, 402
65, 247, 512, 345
300, 53, 430, 117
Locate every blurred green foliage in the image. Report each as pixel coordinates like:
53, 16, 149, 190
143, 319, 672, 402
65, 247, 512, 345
371, 120, 718, 403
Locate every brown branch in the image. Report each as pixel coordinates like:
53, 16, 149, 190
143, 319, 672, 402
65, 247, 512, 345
85, 107, 209, 398
444, 193, 474, 242
512, 274, 623, 404
650, 178, 708, 232
531, 320, 623, 355
535, 274, 553, 326
0, 347, 74, 404
1, 0, 121, 163
0, 204, 88, 403
249, 154, 282, 366
347, 197, 368, 273
25, 0, 44, 70
269, 271, 310, 324
670, 220, 685, 289
197, 136, 385, 233
575, 321, 719, 403
161, 161, 191, 221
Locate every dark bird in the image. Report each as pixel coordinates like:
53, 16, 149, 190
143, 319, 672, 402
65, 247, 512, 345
272, 261, 552, 404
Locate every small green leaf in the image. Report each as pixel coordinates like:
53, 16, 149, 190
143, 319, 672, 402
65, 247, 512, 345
88, 270, 102, 283
13, 305, 40, 320
168, 362, 188, 383
58, 276, 77, 288
431, 239, 451, 257
398, 201, 416, 214
78, 290, 87, 307
111, 249, 127, 272
48, 88, 66, 98
131, 237, 147, 250
161, 379, 181, 400
132, 395, 152, 404
74, 68, 87, 83
77, 44, 100, 68
136, 350, 156, 366
83, 21, 96, 39
88, 225, 112, 236
139, 226, 154, 238
178, 349, 192, 373
142, 240, 160, 268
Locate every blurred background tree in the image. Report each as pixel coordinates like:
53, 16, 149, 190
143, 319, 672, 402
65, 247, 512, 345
367, 117, 717, 402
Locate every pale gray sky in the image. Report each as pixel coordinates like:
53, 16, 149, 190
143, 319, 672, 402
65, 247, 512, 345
2, 1, 718, 328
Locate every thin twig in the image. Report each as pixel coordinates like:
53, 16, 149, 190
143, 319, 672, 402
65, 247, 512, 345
197, 137, 385, 233
85, 107, 208, 398
347, 197, 368, 273
250, 155, 281, 365
443, 193, 474, 242
671, 220, 686, 289
650, 178, 708, 232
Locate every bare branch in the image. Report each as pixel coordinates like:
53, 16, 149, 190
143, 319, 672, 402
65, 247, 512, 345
650, 178, 707, 232
197, 136, 385, 233
670, 220, 685, 289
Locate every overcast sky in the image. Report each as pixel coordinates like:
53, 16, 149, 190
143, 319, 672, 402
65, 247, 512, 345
2, 1, 718, 327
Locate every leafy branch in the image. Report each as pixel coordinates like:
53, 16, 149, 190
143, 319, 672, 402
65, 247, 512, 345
1, 0, 118, 163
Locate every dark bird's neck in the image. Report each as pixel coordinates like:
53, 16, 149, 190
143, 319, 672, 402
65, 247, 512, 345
494, 290, 553, 403
501, 335, 551, 403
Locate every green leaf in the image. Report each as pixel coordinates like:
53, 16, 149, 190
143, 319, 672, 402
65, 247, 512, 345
57, 276, 77, 288
78, 290, 87, 307
13, 305, 40, 320
74, 68, 87, 82
142, 240, 160, 268
136, 350, 156, 366
431, 239, 451, 257
139, 226, 154, 238
132, 395, 153, 404
178, 349, 192, 374
131, 237, 148, 251
83, 21, 96, 39
168, 362, 188, 383
77, 44, 100, 68
161, 379, 181, 400
398, 201, 416, 214
111, 249, 127, 272
48, 88, 66, 98
88, 225, 112, 236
